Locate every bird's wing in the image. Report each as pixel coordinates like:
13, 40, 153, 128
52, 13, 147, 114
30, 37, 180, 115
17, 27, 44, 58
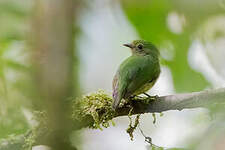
121, 56, 159, 98
112, 56, 160, 109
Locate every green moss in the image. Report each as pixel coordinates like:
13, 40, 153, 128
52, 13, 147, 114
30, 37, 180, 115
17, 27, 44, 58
23, 91, 116, 148
126, 110, 140, 141
152, 113, 156, 124
22, 90, 162, 147
23, 111, 51, 150
0, 134, 26, 150
23, 132, 34, 150
71, 91, 161, 140
72, 90, 116, 129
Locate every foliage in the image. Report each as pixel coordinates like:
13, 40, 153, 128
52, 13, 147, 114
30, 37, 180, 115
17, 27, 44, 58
0, 0, 225, 149
121, 0, 224, 92
0, 0, 31, 139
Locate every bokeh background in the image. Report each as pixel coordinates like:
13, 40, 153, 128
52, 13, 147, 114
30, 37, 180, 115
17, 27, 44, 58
0, 0, 225, 150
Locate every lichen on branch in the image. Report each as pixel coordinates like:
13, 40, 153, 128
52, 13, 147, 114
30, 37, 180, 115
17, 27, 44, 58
71, 90, 156, 130
72, 90, 116, 129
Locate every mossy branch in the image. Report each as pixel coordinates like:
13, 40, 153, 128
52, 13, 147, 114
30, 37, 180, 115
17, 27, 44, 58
73, 88, 225, 129
1, 88, 225, 149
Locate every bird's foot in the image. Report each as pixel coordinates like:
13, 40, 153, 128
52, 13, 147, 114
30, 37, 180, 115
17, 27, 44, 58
129, 95, 142, 100
143, 93, 159, 101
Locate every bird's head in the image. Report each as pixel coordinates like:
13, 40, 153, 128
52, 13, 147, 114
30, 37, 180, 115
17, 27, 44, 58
123, 40, 159, 56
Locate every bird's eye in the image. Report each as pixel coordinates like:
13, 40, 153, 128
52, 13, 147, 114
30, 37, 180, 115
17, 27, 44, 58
137, 44, 143, 50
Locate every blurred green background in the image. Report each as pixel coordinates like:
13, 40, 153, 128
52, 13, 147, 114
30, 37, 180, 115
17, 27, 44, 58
0, 0, 225, 149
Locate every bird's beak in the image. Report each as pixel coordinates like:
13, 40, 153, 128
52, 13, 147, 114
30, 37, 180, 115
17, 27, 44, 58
123, 43, 134, 48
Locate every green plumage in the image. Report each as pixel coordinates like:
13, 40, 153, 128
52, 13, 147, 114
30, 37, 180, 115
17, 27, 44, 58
112, 40, 160, 109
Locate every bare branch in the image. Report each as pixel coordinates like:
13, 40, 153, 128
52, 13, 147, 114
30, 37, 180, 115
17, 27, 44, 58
116, 88, 225, 116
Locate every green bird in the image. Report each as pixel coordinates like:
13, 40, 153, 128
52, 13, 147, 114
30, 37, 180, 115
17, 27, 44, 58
112, 40, 160, 109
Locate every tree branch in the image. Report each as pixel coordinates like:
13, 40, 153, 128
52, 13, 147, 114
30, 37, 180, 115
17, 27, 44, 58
116, 88, 225, 116
72, 88, 225, 130
1, 88, 225, 149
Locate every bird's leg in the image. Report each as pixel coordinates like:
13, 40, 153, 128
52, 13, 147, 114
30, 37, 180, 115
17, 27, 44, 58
135, 95, 143, 99
143, 93, 159, 100
128, 95, 135, 99
129, 95, 142, 100
143, 93, 151, 97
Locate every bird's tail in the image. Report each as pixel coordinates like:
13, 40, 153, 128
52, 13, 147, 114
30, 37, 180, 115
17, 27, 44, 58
112, 90, 122, 110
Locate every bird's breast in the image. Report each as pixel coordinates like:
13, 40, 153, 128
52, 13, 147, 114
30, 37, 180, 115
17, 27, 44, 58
133, 79, 157, 95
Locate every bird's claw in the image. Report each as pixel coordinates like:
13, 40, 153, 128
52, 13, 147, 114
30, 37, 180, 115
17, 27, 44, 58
129, 95, 142, 100
144, 93, 159, 100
